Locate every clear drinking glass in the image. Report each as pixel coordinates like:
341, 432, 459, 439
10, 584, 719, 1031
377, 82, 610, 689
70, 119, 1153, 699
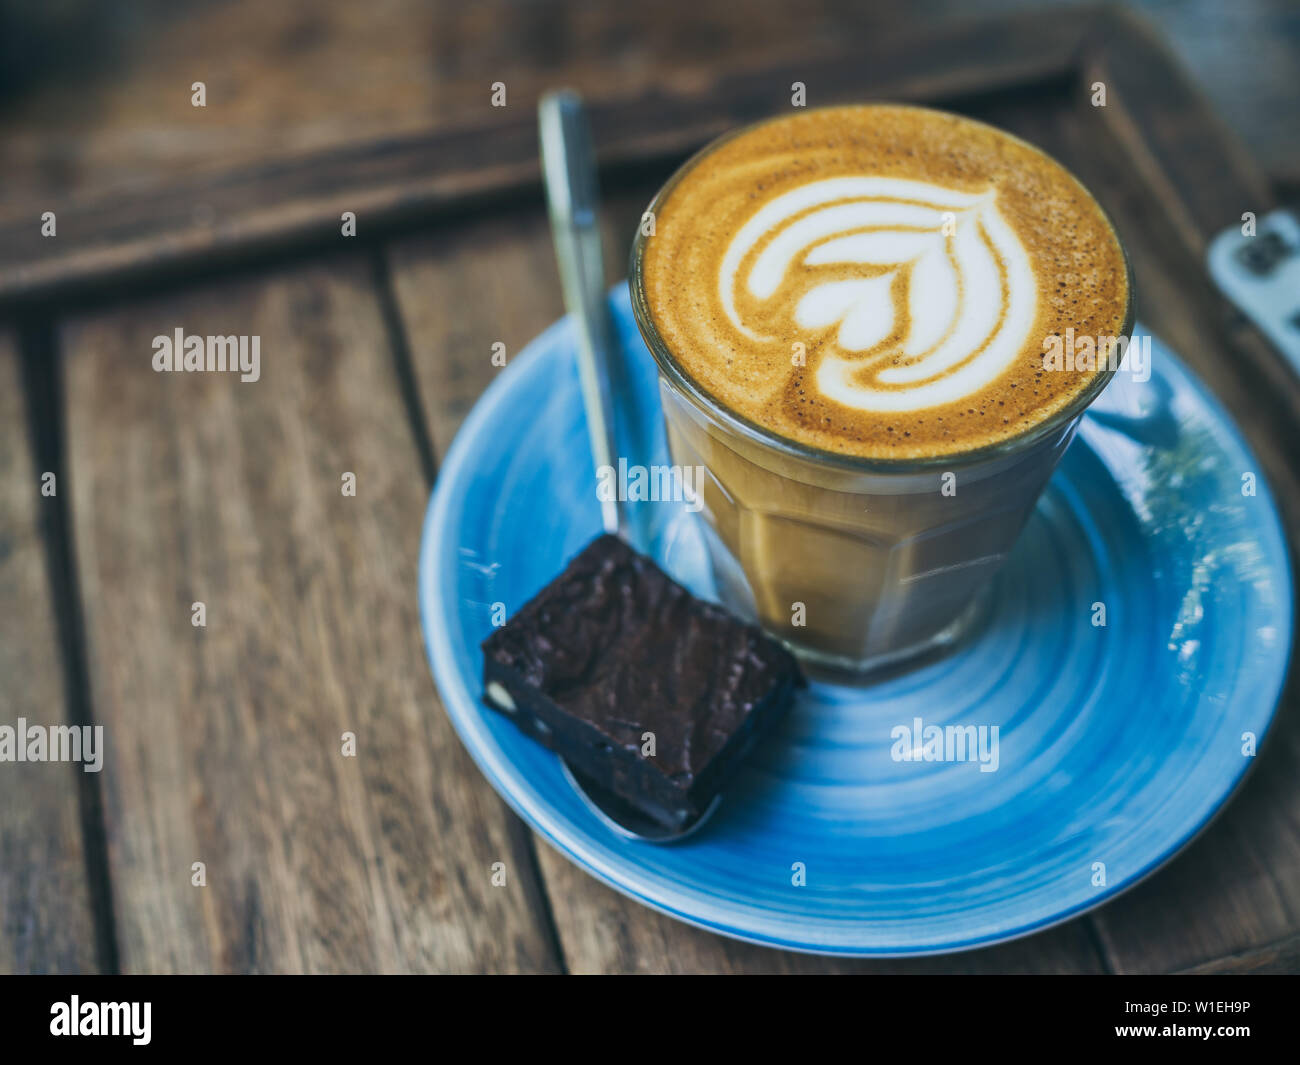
629, 113, 1134, 681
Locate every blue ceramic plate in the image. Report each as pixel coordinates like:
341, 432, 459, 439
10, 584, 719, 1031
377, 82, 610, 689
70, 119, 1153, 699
418, 287, 1293, 956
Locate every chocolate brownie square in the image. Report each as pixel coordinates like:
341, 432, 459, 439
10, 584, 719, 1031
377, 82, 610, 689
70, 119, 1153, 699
481, 534, 802, 829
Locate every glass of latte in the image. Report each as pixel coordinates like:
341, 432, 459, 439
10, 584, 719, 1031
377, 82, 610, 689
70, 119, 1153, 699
630, 104, 1133, 680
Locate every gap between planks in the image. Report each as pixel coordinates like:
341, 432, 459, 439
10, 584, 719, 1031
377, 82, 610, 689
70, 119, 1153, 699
368, 248, 570, 974
18, 323, 119, 972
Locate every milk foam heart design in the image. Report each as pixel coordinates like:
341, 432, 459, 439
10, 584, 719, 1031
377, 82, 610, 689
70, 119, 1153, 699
637, 105, 1131, 460
719, 178, 1037, 412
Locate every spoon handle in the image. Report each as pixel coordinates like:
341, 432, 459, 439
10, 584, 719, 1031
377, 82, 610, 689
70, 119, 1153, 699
539, 89, 655, 550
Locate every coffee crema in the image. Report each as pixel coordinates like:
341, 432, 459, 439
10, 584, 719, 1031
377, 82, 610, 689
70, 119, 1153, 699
639, 105, 1130, 459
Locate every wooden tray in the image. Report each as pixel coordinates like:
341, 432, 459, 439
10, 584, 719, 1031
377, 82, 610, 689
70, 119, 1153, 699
3, 5, 1297, 974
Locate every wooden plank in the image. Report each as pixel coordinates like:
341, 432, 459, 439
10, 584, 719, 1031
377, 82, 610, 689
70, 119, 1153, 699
385, 196, 1105, 973
1119, 0, 1300, 185
0, 0, 449, 206
0, 6, 1101, 309
1087, 6, 1277, 257
62, 257, 560, 973
986, 72, 1300, 975
1081, 9, 1300, 523
537, 852, 1104, 974
0, 332, 99, 973
1180, 932, 1300, 975
6, 0, 1295, 213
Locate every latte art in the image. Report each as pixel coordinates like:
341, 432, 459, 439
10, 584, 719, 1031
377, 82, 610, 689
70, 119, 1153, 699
719, 177, 1037, 412
637, 105, 1130, 460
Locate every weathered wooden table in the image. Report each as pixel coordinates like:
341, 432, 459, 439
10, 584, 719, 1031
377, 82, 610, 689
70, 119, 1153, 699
2, 5, 1297, 973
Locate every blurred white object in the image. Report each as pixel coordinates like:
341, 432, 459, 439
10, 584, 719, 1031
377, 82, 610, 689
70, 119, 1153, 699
1207, 208, 1300, 375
